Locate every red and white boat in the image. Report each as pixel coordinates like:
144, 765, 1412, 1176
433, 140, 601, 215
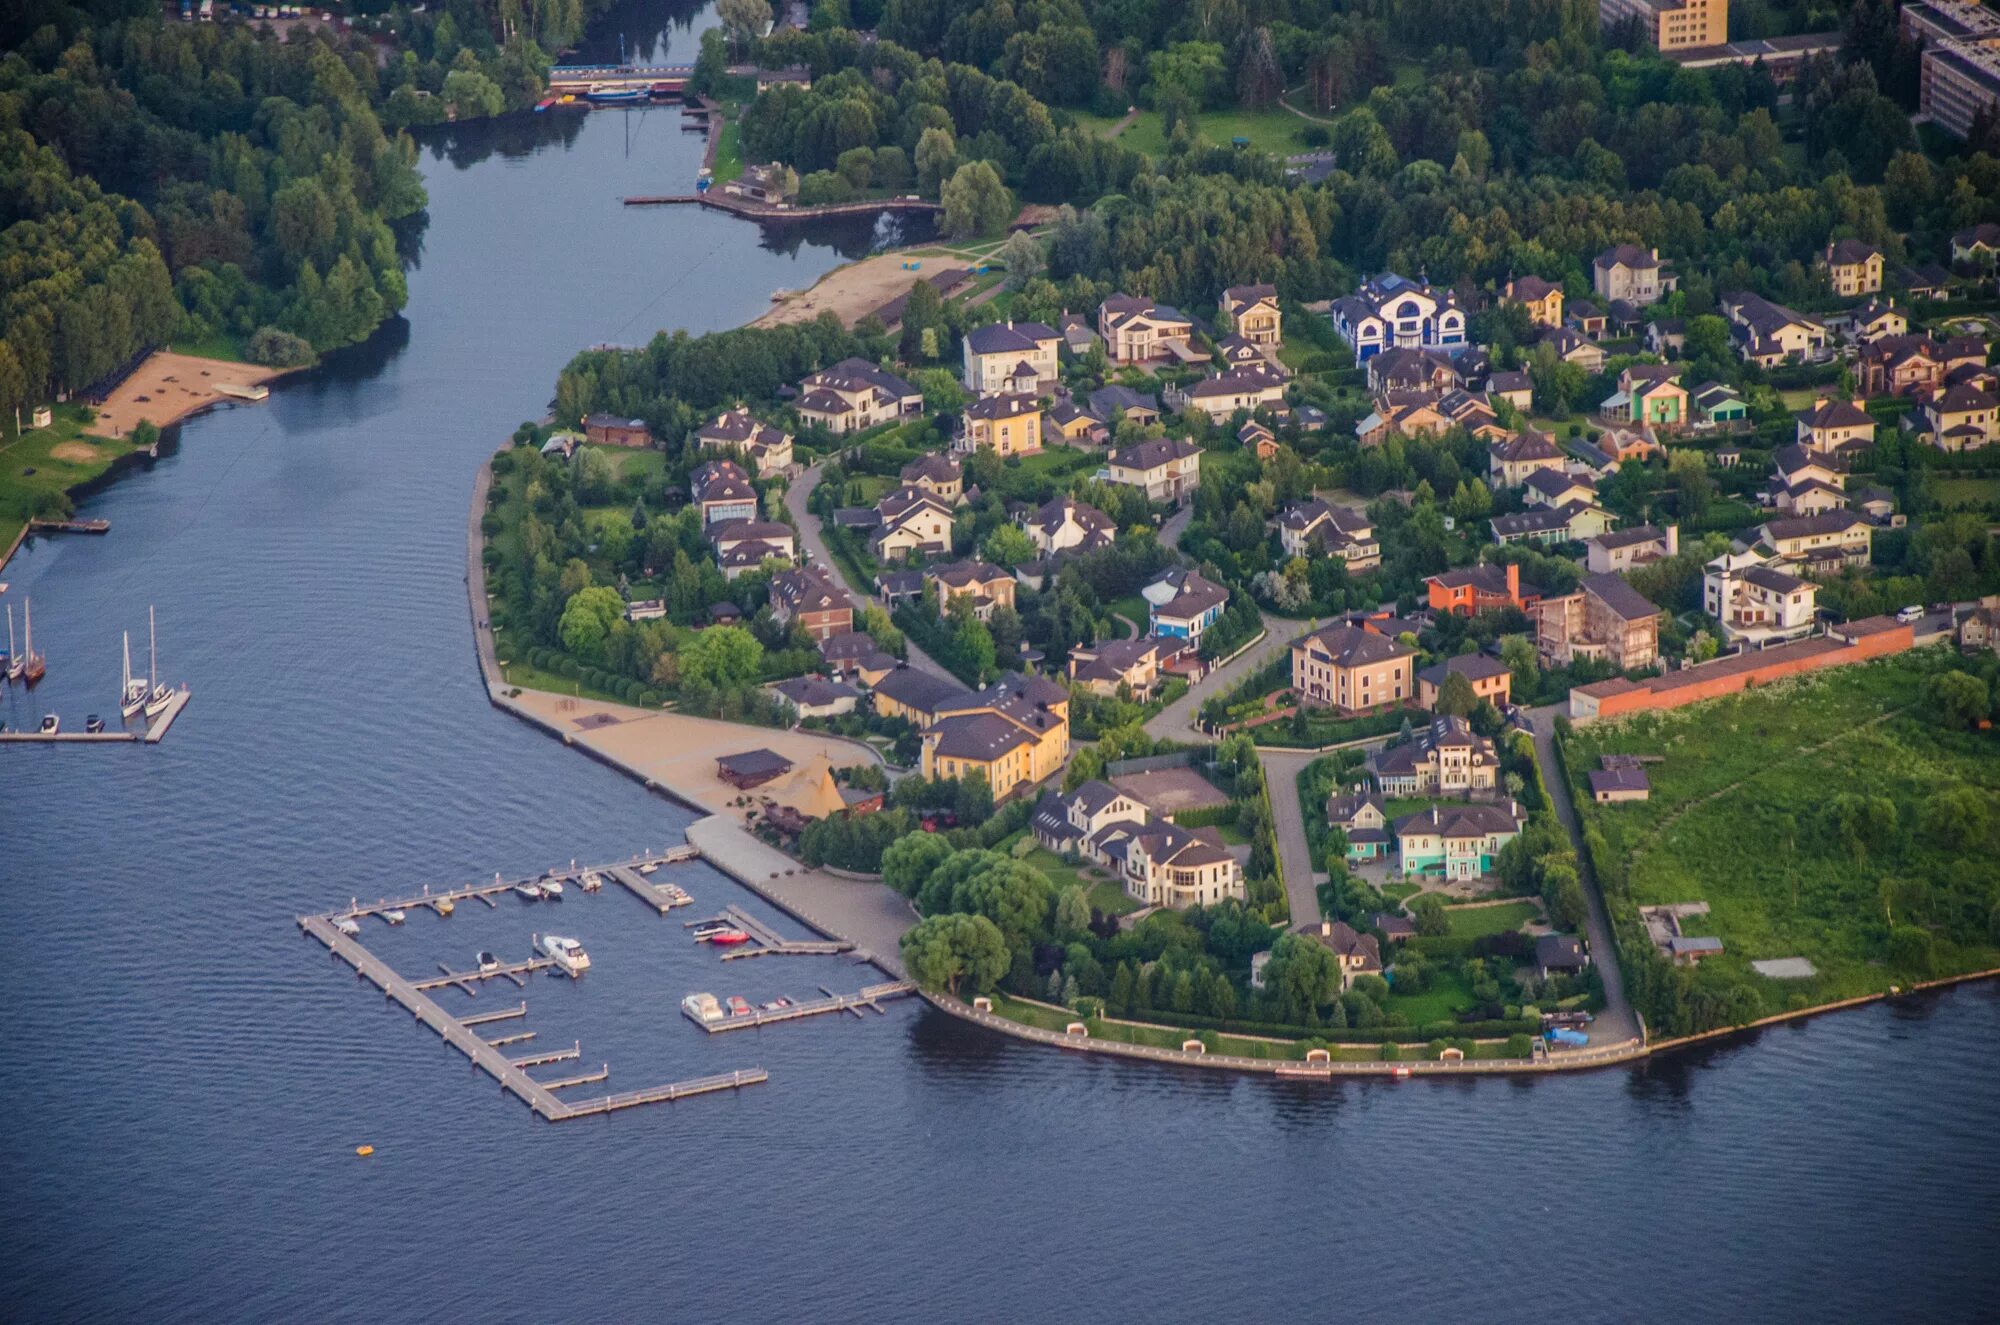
726, 995, 753, 1016
707, 929, 751, 946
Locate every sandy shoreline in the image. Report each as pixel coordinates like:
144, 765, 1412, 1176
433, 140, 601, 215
91, 351, 289, 438
748, 250, 947, 330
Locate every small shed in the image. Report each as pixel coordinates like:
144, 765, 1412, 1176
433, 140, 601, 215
716, 749, 793, 790
1666, 935, 1724, 966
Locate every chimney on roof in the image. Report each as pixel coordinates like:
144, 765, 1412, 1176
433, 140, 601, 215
1650, 247, 1658, 260
1320, 919, 1332, 937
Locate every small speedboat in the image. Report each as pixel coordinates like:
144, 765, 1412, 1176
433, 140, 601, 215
382, 909, 406, 925
333, 917, 360, 936
39, 714, 59, 734
85, 714, 104, 733
760, 997, 794, 1011
708, 929, 751, 946
727, 995, 753, 1016
541, 878, 565, 900
682, 992, 723, 1022
537, 933, 591, 975
692, 921, 731, 938
434, 897, 455, 917
515, 883, 543, 901
637, 862, 658, 876
476, 950, 500, 973
578, 871, 603, 892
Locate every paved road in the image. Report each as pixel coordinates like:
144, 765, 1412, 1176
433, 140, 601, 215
1258, 747, 1325, 929
1526, 703, 1642, 1045
785, 462, 957, 684
1143, 613, 1316, 743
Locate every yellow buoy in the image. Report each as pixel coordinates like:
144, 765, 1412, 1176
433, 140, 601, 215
356, 1145, 374, 1157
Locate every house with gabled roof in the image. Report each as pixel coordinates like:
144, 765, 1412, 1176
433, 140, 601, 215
690, 458, 759, 526
1600, 363, 1687, 430
1292, 624, 1417, 714
1721, 292, 1828, 366
1522, 468, 1598, 510
1536, 572, 1661, 670
921, 673, 1071, 801
709, 520, 796, 578
696, 409, 794, 475
900, 454, 963, 504
1177, 367, 1287, 422
796, 358, 923, 434
1367, 714, 1500, 797
1325, 790, 1392, 862
1585, 524, 1677, 575
1796, 397, 1876, 454
1489, 500, 1615, 547
1022, 496, 1115, 559
1425, 562, 1542, 617
770, 565, 855, 641
1502, 274, 1564, 328
962, 320, 1060, 396
925, 559, 1016, 619
955, 393, 1043, 456
1394, 799, 1525, 880
1329, 271, 1467, 363
1824, 238, 1884, 296
1487, 428, 1568, 488
1221, 283, 1282, 346
1066, 637, 1168, 699
1098, 294, 1195, 364
1755, 510, 1872, 571
1703, 548, 1818, 645
1031, 779, 1148, 856
1691, 380, 1748, 425
1415, 653, 1512, 711
1106, 437, 1202, 504
1143, 567, 1229, 645
1920, 383, 1999, 451
1277, 498, 1380, 568
1087, 384, 1161, 427
1592, 244, 1674, 306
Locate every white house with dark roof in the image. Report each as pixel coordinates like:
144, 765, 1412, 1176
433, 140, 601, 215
1106, 437, 1202, 504
1328, 272, 1466, 363
1278, 498, 1380, 568
1394, 800, 1524, 880
709, 519, 796, 577
1097, 294, 1195, 364
1755, 510, 1872, 571
1022, 496, 1115, 557
1367, 715, 1499, 797
1143, 567, 1229, 645
1721, 291, 1829, 366
1703, 549, 1818, 645
1221, 283, 1282, 346
696, 409, 794, 475
1066, 637, 1168, 698
867, 484, 955, 561
770, 675, 859, 720
796, 358, 923, 434
962, 320, 1060, 396
1592, 244, 1674, 306
1177, 367, 1287, 422
1585, 524, 1678, 574
1031, 779, 1149, 857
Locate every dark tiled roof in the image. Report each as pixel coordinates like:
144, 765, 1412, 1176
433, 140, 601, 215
1582, 572, 1659, 622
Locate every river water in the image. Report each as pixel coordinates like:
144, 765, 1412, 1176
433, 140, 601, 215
3, 7, 1998, 1321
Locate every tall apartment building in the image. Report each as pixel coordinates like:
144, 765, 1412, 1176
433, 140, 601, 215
1600, 0, 1728, 51
1904, 0, 2000, 139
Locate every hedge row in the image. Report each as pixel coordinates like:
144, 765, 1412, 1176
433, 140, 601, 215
1109, 1006, 1539, 1045
1172, 800, 1244, 831
519, 645, 661, 706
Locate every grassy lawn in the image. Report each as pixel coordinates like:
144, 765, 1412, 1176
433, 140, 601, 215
1068, 107, 1315, 158
592, 445, 667, 484
1022, 845, 1139, 915
1566, 655, 2000, 1017
1442, 899, 1541, 938
1214, 820, 1253, 846
0, 406, 145, 553
1107, 592, 1149, 633
712, 118, 743, 183
1933, 476, 2000, 509
1384, 967, 1476, 1024
169, 329, 251, 362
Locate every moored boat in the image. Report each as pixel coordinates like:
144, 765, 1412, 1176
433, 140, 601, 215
21, 599, 45, 683
382, 909, 407, 925
434, 897, 455, 916
39, 714, 60, 734
85, 714, 104, 733
579, 871, 603, 892
727, 995, 753, 1016
514, 882, 544, 901
5, 605, 20, 681
708, 929, 751, 946
541, 877, 565, 900
681, 992, 723, 1022
476, 950, 500, 972
334, 917, 361, 936
537, 934, 591, 975
142, 606, 173, 716
121, 630, 146, 717
636, 862, 658, 875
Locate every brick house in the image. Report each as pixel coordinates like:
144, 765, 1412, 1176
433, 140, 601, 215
1291, 624, 1417, 714
1536, 572, 1661, 670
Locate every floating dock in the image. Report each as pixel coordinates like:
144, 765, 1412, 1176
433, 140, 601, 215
685, 980, 916, 1033
686, 905, 854, 960
329, 848, 693, 924
606, 863, 694, 915
298, 911, 766, 1122
0, 683, 192, 744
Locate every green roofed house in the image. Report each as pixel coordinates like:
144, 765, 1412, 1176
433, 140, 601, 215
1692, 380, 1747, 424
1393, 799, 1524, 881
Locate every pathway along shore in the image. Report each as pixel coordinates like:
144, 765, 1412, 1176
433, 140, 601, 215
465, 460, 2000, 1080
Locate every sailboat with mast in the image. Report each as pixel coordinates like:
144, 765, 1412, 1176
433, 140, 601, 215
3, 603, 17, 681
143, 605, 173, 717
21, 598, 44, 684
121, 629, 147, 718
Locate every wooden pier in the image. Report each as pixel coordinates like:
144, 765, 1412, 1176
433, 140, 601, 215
298, 912, 766, 1122
412, 957, 556, 991
0, 685, 191, 745
685, 980, 917, 1033
331, 848, 692, 923
459, 1002, 527, 1027
0, 728, 138, 744
28, 517, 110, 534
621, 192, 944, 224
141, 686, 192, 743
606, 864, 694, 916
685, 905, 854, 960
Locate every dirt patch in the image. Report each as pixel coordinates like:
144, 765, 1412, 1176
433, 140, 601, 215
91, 351, 287, 439
50, 442, 100, 463
749, 251, 945, 330
1111, 766, 1232, 817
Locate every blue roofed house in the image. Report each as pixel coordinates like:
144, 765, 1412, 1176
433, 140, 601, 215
1142, 567, 1229, 646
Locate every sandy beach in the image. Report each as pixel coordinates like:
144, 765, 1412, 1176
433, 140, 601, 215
748, 251, 946, 330
91, 352, 286, 438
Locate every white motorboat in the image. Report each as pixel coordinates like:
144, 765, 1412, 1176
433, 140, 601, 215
514, 882, 543, 901
333, 917, 361, 936
637, 862, 658, 876
142, 607, 173, 717
120, 630, 147, 717
578, 871, 603, 892
681, 992, 724, 1023
39, 714, 59, 734
537, 934, 591, 975
382, 909, 407, 925
541, 878, 565, 900
476, 950, 500, 972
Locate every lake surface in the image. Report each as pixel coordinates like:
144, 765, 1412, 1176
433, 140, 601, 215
3, 8, 1998, 1320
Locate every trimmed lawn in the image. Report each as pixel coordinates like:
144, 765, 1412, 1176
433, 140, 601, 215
1384, 966, 1476, 1025
1067, 107, 1316, 158
1933, 476, 2000, 509
0, 406, 145, 552
1023, 845, 1139, 915
1442, 900, 1541, 938
1566, 655, 2000, 1017
593, 445, 667, 484
169, 330, 250, 362
712, 119, 743, 183
1087, 879, 1141, 916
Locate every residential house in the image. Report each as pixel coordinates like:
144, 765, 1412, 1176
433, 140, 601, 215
1394, 800, 1525, 881
868, 484, 955, 561
709, 519, 796, 577
1221, 283, 1283, 346
1415, 654, 1513, 711
1425, 562, 1542, 616
1023, 496, 1115, 557
1692, 380, 1748, 425
1031, 779, 1148, 857
1487, 429, 1569, 488
1066, 637, 1168, 699
961, 320, 1061, 396
1487, 370, 1534, 411
1098, 294, 1196, 364
1896, 263, 1955, 300
1703, 550, 1818, 645
1566, 300, 1608, 339
1796, 397, 1877, 453
1144, 567, 1229, 646
1277, 499, 1381, 569
1366, 346, 1462, 396
769, 565, 855, 641
1046, 398, 1106, 445
1306, 920, 1383, 990
1920, 383, 1999, 451
1291, 624, 1418, 714
1601, 363, 1687, 430
1589, 756, 1652, 803
1956, 595, 2000, 654
1503, 274, 1565, 328
1087, 384, 1161, 427
583, 413, 652, 448
925, 559, 1016, 619
1594, 425, 1665, 466
1836, 295, 1906, 344
1592, 244, 1675, 306
690, 458, 759, 527
1769, 443, 1850, 517
795, 358, 923, 434
1857, 335, 1947, 398
1522, 468, 1600, 510
1118, 819, 1244, 909
1585, 524, 1678, 574
1535, 933, 1591, 978
1645, 319, 1686, 356
1721, 291, 1829, 365
1824, 238, 1884, 296
900, 454, 964, 504
1326, 791, 1393, 863
1536, 572, 1661, 669
1756, 510, 1873, 571
920, 674, 1071, 801
1106, 437, 1202, 504
1489, 500, 1616, 547
1369, 715, 1500, 797
870, 665, 971, 728
1179, 367, 1288, 422
770, 676, 859, 721
1057, 311, 1100, 356
1950, 221, 2000, 266
695, 409, 793, 475
956, 393, 1043, 456
1238, 420, 1280, 459
1328, 271, 1468, 362
1535, 326, 1606, 373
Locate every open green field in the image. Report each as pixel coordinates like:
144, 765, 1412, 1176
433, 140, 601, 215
1442, 899, 1541, 938
1020, 844, 1140, 916
988, 993, 1509, 1058
0, 407, 145, 555
1069, 106, 1319, 158
1567, 654, 2000, 1017
1383, 966, 1476, 1024
592, 444, 667, 483
1933, 476, 2000, 509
